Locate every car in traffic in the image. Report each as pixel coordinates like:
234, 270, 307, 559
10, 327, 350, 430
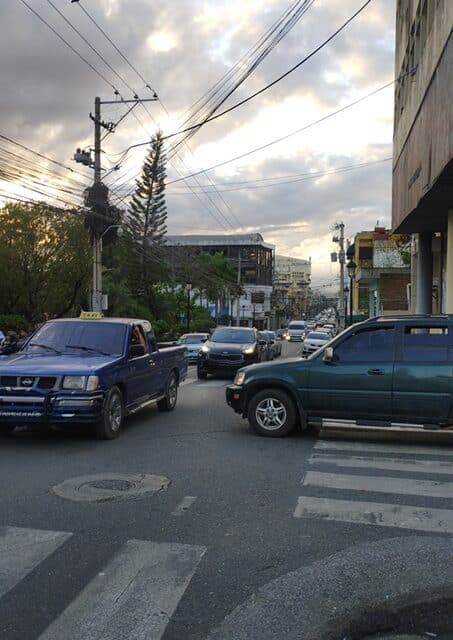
321, 323, 337, 336
258, 331, 275, 361
226, 315, 453, 437
276, 328, 289, 340
267, 331, 282, 358
301, 330, 331, 357
0, 315, 188, 439
197, 326, 267, 379
177, 332, 210, 364
286, 320, 306, 341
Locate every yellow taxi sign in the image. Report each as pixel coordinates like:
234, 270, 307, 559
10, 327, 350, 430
80, 311, 103, 320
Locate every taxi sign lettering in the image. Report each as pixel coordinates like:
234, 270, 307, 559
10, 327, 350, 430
80, 311, 103, 320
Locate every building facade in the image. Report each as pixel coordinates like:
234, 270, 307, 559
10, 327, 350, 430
392, 0, 453, 312
351, 227, 411, 318
164, 234, 274, 328
273, 255, 311, 326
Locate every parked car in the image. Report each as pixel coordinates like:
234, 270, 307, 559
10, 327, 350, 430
0, 315, 188, 440
302, 331, 331, 356
197, 326, 267, 379
177, 333, 210, 364
226, 315, 453, 437
258, 331, 275, 361
321, 323, 337, 336
267, 331, 282, 358
287, 320, 306, 341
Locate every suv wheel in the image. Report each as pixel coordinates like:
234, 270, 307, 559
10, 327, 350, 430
157, 372, 178, 412
248, 388, 296, 437
95, 386, 124, 440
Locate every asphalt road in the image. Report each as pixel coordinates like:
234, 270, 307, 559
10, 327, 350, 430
0, 342, 452, 640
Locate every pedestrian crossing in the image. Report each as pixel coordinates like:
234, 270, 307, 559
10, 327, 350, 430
294, 439, 453, 534
0, 527, 206, 640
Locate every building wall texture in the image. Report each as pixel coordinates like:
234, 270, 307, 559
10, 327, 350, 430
392, 0, 453, 232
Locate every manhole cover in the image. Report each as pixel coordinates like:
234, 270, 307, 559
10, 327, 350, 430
52, 473, 170, 503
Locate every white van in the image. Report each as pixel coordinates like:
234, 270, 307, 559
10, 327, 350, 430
287, 320, 306, 342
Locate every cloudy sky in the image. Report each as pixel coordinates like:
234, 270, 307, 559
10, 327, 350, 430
0, 0, 396, 287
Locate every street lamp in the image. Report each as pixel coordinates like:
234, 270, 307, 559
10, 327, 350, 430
346, 259, 356, 326
185, 281, 192, 332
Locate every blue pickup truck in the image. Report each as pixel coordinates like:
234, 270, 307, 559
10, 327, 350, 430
0, 316, 188, 439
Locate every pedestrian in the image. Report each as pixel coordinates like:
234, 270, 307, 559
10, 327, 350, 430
0, 328, 5, 343
0, 331, 19, 355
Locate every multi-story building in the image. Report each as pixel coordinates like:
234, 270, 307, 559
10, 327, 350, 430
350, 226, 410, 318
164, 234, 274, 328
273, 255, 311, 326
392, 0, 453, 313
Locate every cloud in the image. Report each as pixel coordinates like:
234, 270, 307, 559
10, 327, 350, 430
0, 0, 396, 288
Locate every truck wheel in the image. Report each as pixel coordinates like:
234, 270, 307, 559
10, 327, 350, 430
95, 387, 124, 440
247, 388, 296, 437
0, 424, 15, 437
157, 372, 178, 412
197, 367, 208, 379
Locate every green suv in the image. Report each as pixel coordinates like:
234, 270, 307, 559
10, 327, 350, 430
226, 316, 453, 436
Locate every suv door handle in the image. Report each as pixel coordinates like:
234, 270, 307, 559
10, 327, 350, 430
368, 368, 384, 376
148, 358, 156, 366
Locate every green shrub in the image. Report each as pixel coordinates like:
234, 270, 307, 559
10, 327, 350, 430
0, 314, 29, 334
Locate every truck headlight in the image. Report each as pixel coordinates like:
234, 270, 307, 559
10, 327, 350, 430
62, 375, 86, 390
234, 371, 246, 385
86, 376, 99, 391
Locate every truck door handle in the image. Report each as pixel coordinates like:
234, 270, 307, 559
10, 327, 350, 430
148, 358, 156, 366
368, 368, 384, 376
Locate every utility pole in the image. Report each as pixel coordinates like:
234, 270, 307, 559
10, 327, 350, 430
338, 222, 345, 330
235, 251, 242, 326
75, 95, 158, 312
92, 96, 102, 312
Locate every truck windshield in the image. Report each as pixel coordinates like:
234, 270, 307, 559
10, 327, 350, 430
289, 323, 305, 330
211, 329, 255, 344
25, 321, 126, 356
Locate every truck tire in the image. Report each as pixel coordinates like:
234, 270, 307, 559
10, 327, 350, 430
0, 424, 15, 436
197, 367, 208, 379
157, 372, 178, 412
247, 388, 296, 437
95, 386, 124, 440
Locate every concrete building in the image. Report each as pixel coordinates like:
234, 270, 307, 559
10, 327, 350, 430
273, 255, 311, 326
392, 0, 453, 313
164, 234, 274, 328
350, 227, 410, 318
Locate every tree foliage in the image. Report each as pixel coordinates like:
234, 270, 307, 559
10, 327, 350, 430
0, 202, 91, 324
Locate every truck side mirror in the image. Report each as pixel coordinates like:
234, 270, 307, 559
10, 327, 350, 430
323, 347, 334, 363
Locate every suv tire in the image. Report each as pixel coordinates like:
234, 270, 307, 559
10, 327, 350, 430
248, 388, 296, 437
157, 372, 178, 412
95, 386, 124, 440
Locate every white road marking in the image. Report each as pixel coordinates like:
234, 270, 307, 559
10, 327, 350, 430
314, 440, 453, 457
303, 471, 453, 499
0, 526, 71, 599
180, 379, 196, 387
293, 496, 453, 533
310, 454, 453, 475
172, 496, 197, 516
38, 539, 206, 640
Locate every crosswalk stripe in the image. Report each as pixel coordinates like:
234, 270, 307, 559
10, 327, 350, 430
314, 440, 453, 457
0, 526, 71, 599
38, 539, 206, 640
310, 454, 453, 475
303, 470, 453, 499
293, 496, 453, 533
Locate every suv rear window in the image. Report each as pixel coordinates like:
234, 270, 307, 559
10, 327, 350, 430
401, 326, 451, 362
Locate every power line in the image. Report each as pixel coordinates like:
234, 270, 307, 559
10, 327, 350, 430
166, 75, 405, 185
18, 0, 119, 94
165, 158, 392, 193
111, 0, 373, 160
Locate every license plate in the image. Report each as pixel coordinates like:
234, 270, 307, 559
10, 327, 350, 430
0, 410, 43, 418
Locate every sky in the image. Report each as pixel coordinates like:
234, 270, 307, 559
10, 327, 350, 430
0, 0, 396, 289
